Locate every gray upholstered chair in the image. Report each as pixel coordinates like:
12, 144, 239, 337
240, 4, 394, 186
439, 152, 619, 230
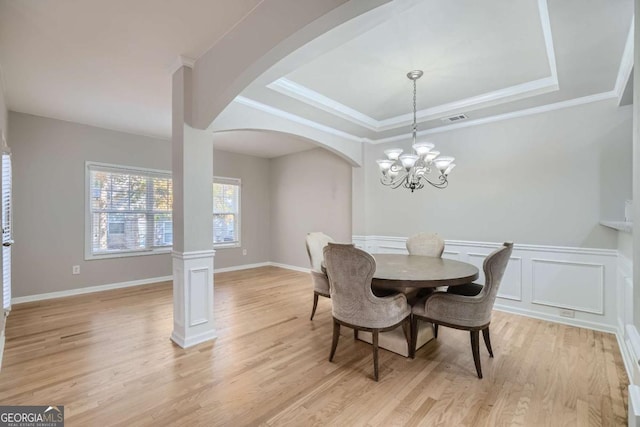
305, 232, 334, 320
324, 243, 411, 381
410, 242, 513, 378
406, 232, 445, 257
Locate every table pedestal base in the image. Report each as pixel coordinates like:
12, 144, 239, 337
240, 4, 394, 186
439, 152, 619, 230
356, 321, 434, 357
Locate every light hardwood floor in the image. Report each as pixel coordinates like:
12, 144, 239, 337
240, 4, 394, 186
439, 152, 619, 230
0, 266, 629, 426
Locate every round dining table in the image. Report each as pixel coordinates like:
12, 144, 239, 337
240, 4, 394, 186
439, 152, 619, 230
372, 253, 479, 289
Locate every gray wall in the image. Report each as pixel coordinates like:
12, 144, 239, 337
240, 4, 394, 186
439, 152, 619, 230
213, 149, 271, 268
9, 112, 173, 298
270, 147, 352, 268
362, 99, 632, 249
8, 112, 334, 297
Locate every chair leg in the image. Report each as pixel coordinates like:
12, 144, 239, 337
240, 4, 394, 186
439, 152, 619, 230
433, 323, 439, 338
310, 293, 319, 320
353, 328, 358, 340
402, 317, 411, 349
470, 330, 482, 379
372, 329, 379, 381
482, 327, 493, 357
410, 316, 418, 359
329, 320, 340, 362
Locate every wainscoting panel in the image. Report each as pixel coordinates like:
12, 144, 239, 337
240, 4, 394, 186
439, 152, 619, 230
353, 236, 618, 332
188, 268, 210, 327
531, 259, 604, 314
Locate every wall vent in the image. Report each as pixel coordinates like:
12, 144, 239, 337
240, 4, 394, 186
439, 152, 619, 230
441, 114, 468, 123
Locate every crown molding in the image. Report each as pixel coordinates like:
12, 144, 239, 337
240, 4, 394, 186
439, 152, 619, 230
233, 96, 366, 143
267, 78, 379, 130
614, 17, 634, 102
370, 91, 618, 144
169, 55, 196, 75
234, 90, 617, 147
267, 0, 559, 133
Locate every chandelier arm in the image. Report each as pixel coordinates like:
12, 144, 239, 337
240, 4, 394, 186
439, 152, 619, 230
418, 174, 448, 189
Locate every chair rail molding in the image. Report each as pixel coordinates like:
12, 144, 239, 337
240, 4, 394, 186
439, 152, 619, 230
352, 235, 618, 333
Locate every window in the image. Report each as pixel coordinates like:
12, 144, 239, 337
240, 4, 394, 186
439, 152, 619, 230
2, 151, 11, 311
213, 177, 240, 248
86, 162, 172, 259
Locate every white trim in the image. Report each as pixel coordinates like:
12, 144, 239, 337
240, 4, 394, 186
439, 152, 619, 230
267, 78, 379, 130
355, 235, 618, 333
234, 96, 366, 143
353, 235, 618, 257
236, 90, 618, 148
616, 330, 636, 385
493, 304, 617, 334
11, 275, 173, 304
371, 91, 618, 143
537, 0, 558, 82
268, 76, 558, 134
170, 328, 217, 348
214, 262, 271, 273
269, 262, 310, 274
266, 0, 559, 133
530, 258, 605, 315
213, 176, 241, 249
628, 385, 640, 425
85, 161, 173, 261
614, 17, 634, 101
172, 250, 216, 260
169, 55, 195, 75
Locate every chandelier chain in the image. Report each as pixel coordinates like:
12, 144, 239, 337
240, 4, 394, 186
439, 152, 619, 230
412, 78, 417, 144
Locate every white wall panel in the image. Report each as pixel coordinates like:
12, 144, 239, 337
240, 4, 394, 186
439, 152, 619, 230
531, 259, 604, 314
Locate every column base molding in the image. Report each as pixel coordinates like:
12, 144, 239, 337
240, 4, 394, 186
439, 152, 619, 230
172, 250, 216, 348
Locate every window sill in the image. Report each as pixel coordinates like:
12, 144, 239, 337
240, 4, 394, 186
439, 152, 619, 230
213, 242, 241, 249
85, 248, 172, 261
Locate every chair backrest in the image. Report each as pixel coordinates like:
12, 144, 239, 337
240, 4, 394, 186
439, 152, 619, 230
323, 243, 377, 324
479, 242, 513, 303
305, 232, 334, 271
406, 232, 445, 257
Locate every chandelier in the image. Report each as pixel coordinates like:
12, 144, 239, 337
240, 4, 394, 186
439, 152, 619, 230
376, 70, 455, 192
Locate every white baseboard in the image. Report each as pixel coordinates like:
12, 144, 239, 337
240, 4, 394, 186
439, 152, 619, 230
12, 275, 173, 305
493, 303, 617, 334
11, 261, 308, 305
214, 262, 271, 273
269, 262, 310, 273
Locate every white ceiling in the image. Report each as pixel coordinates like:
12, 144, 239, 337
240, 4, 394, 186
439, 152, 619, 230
0, 0, 634, 158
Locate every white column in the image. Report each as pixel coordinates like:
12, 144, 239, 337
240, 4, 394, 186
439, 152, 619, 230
171, 59, 216, 348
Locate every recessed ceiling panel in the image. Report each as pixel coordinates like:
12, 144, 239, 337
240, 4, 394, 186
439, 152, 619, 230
285, 0, 550, 121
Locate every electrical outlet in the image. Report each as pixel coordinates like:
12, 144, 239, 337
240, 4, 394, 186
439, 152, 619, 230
72, 265, 80, 275
559, 309, 575, 318
242, 249, 247, 256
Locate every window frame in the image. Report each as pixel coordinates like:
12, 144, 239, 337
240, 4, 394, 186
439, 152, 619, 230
213, 176, 241, 249
84, 161, 173, 260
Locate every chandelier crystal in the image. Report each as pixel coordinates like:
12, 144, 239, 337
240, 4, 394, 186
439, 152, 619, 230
376, 70, 455, 192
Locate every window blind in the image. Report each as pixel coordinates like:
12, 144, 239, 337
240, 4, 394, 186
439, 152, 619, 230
2, 152, 11, 311
213, 177, 240, 246
88, 164, 172, 256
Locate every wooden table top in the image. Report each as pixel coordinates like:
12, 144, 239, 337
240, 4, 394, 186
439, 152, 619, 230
372, 254, 479, 288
